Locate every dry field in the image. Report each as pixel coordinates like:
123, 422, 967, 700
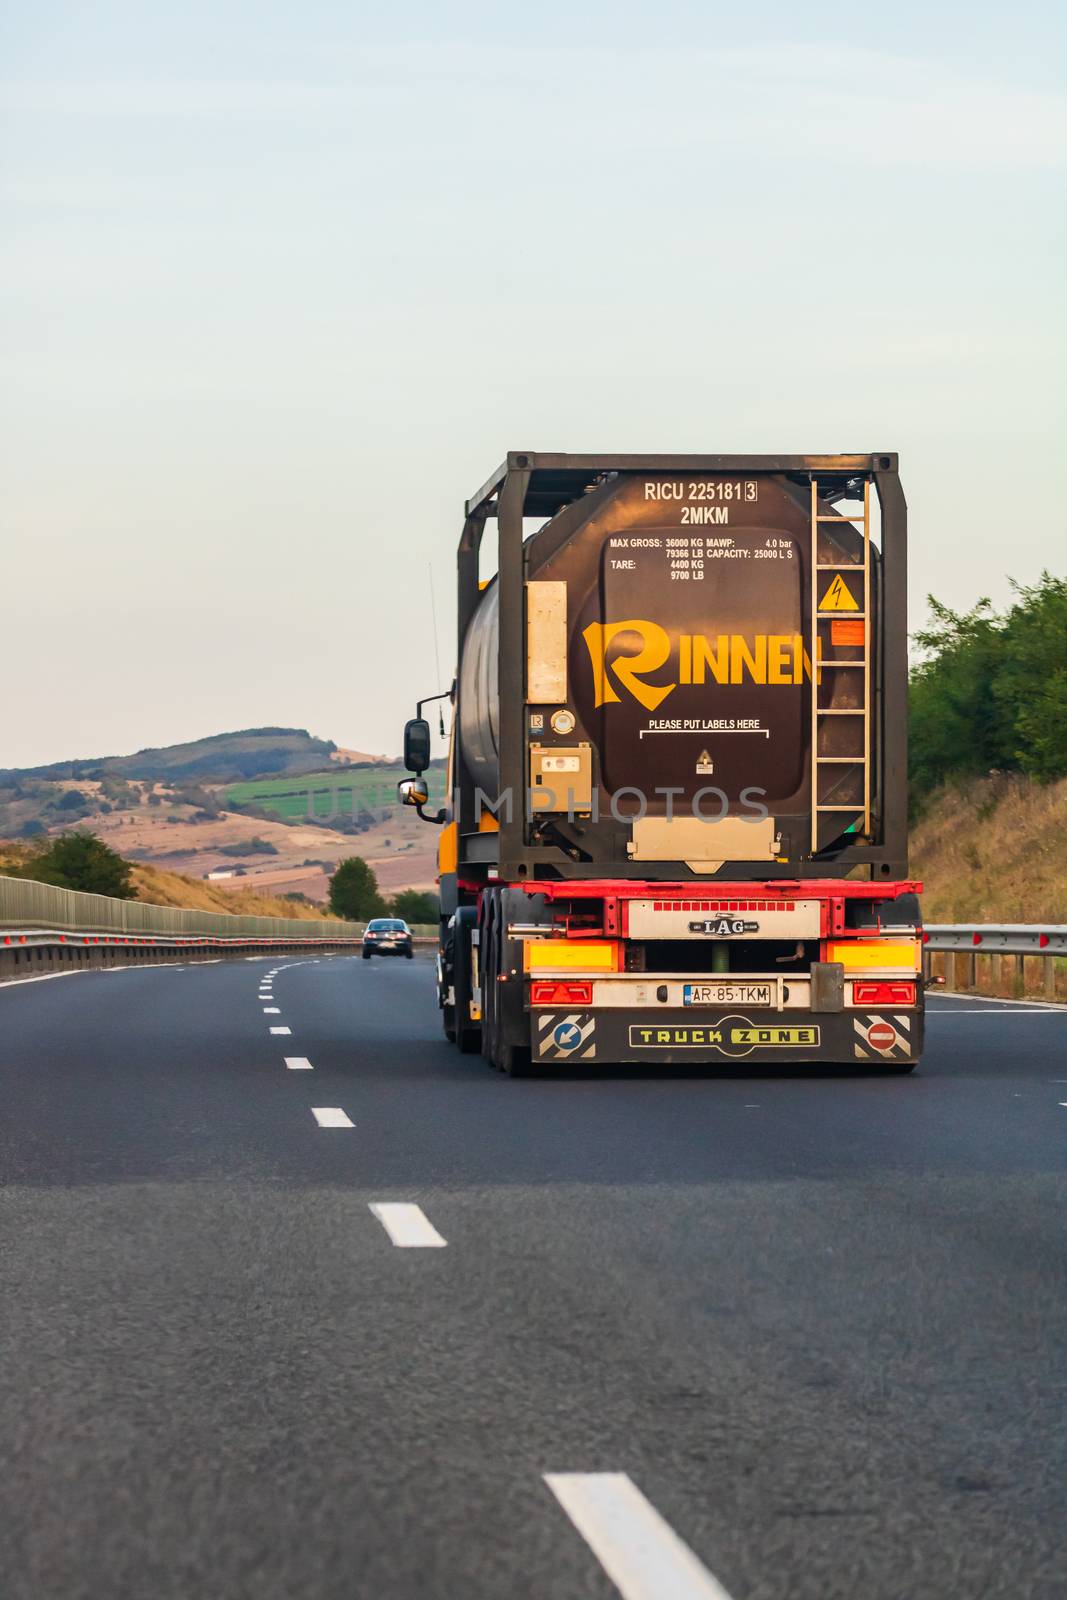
18, 779, 438, 903
911, 773, 1067, 923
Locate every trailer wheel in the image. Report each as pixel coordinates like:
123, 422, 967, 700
480, 892, 536, 1076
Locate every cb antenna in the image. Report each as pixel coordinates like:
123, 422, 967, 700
428, 564, 445, 736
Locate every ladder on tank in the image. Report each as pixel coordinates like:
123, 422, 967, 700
809, 478, 871, 852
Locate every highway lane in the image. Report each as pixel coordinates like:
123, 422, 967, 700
1, 956, 1065, 1599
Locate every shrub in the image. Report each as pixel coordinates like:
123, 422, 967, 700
328, 857, 385, 920
20, 832, 135, 898
389, 889, 439, 924
220, 837, 278, 857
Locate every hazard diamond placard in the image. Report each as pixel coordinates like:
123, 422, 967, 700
819, 574, 860, 611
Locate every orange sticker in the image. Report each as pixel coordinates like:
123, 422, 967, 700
831, 619, 866, 647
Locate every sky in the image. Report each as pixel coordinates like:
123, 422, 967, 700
2, 0, 1065, 768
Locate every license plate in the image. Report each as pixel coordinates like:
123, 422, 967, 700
683, 982, 773, 1007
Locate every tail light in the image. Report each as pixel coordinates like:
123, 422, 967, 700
852, 981, 916, 1006
530, 980, 593, 1006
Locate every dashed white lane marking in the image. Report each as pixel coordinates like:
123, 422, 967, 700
263, 1006, 281, 1013
369, 1203, 447, 1248
544, 1473, 733, 1600
285, 1057, 313, 1070
312, 1107, 353, 1127
270, 1026, 292, 1035
1058, 1102, 1067, 1109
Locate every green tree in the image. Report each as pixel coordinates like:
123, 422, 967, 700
328, 856, 385, 920
993, 575, 1067, 781
389, 888, 439, 924
908, 597, 1010, 808
908, 572, 1067, 810
21, 832, 135, 898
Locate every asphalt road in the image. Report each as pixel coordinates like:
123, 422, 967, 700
2, 955, 1065, 1600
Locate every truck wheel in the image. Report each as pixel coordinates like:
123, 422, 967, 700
451, 907, 481, 1054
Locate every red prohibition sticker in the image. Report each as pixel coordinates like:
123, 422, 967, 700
867, 1021, 898, 1051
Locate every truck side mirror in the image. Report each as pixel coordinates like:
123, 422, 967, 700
403, 718, 432, 773
398, 777, 429, 808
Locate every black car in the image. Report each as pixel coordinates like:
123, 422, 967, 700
362, 918, 414, 959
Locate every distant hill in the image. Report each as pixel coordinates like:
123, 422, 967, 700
1, 728, 338, 786
0, 726, 439, 899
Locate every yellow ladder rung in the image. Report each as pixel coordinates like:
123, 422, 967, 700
810, 476, 872, 851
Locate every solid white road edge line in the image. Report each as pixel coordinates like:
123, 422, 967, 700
930, 992, 1065, 1011
0, 969, 93, 988
270, 1026, 292, 1035
1, 962, 191, 988
311, 1107, 353, 1128
544, 1473, 734, 1600
369, 1203, 447, 1248
285, 1057, 314, 1070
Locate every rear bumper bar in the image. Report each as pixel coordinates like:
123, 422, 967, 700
531, 1006, 922, 1065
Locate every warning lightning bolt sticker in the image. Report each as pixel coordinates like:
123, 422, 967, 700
819, 574, 860, 611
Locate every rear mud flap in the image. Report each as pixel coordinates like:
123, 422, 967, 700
852, 1013, 917, 1062
536, 1012, 597, 1060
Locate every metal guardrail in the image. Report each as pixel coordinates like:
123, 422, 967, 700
0, 872, 365, 940
0, 873, 438, 941
923, 924, 1066, 1001
0, 873, 438, 982
924, 924, 1067, 956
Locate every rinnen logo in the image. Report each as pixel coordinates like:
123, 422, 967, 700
581, 620, 818, 711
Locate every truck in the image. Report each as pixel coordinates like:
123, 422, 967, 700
399, 452, 924, 1074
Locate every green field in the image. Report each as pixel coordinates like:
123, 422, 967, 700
224, 763, 447, 823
